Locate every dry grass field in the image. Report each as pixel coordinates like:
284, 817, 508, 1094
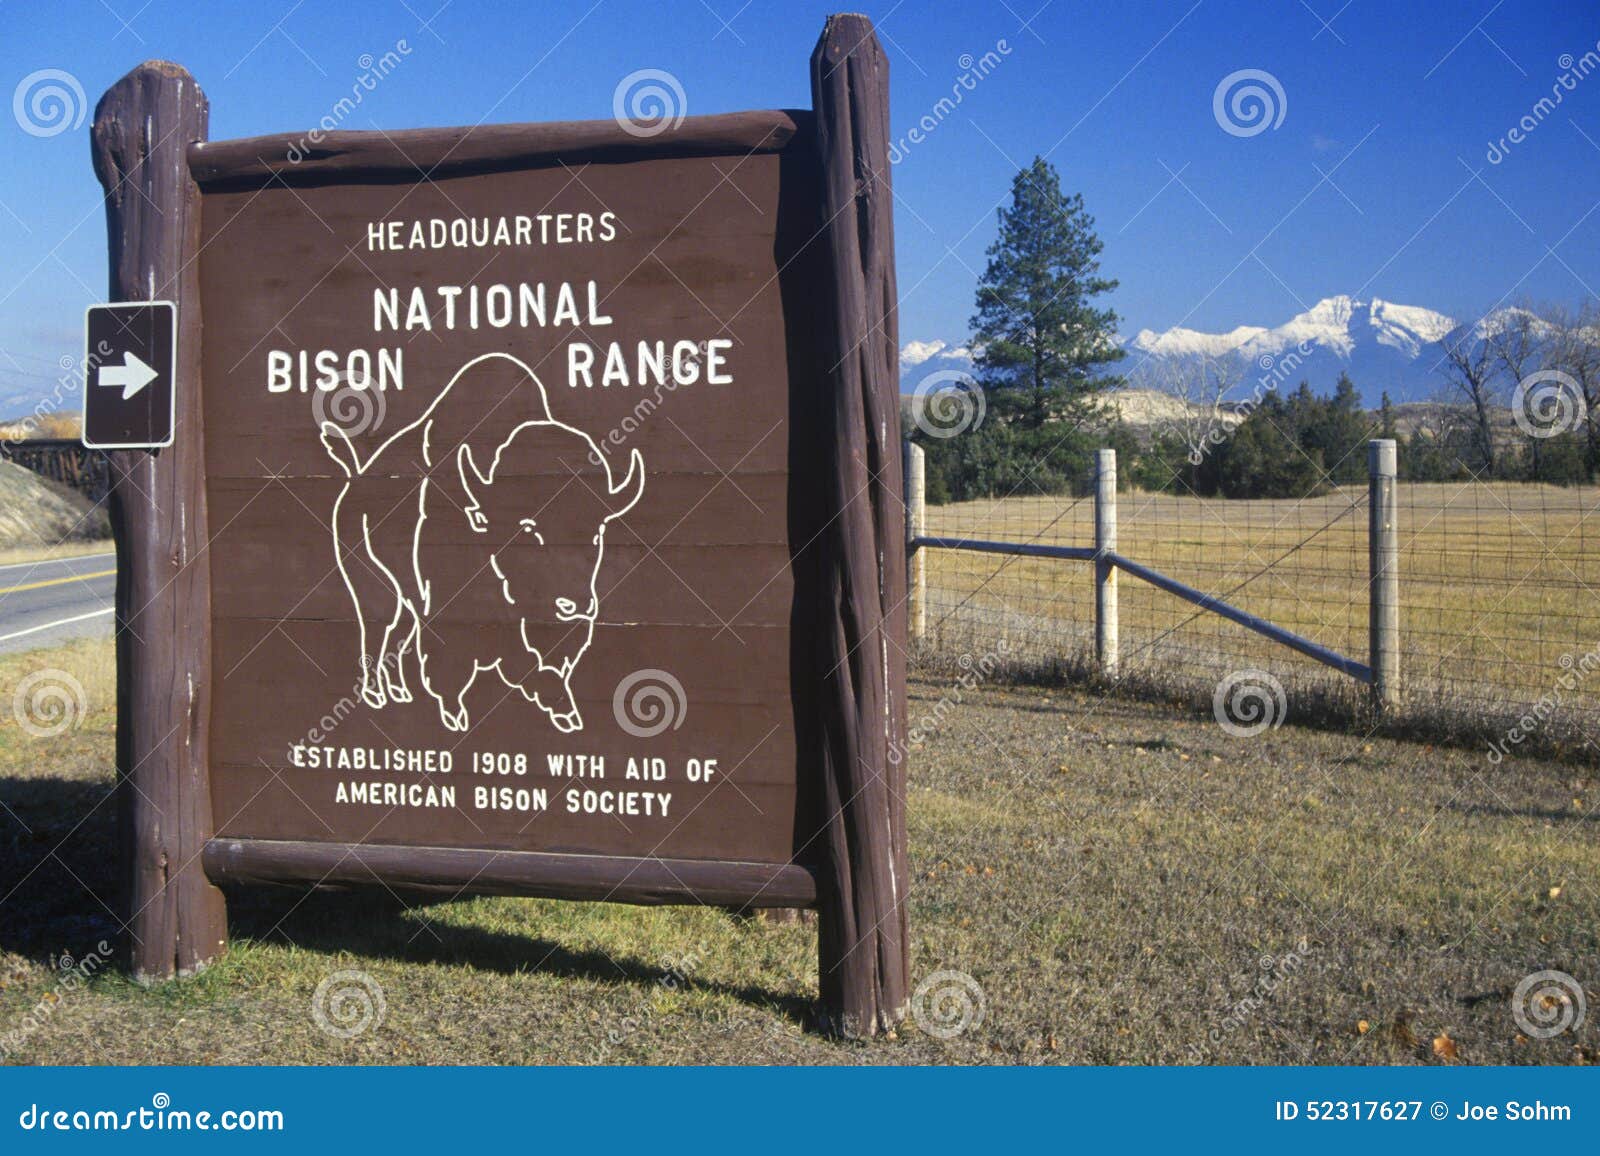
1, 636, 1595, 1065
922, 481, 1600, 751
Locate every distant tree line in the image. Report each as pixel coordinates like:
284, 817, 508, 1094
919, 359, 1600, 504
1128, 374, 1371, 499
1112, 370, 1592, 501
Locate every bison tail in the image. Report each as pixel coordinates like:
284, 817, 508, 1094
320, 422, 363, 476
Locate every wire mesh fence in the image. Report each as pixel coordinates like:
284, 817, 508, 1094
1390, 480, 1600, 729
911, 444, 1600, 752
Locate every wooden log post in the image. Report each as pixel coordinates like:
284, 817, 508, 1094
1368, 438, 1400, 712
809, 13, 910, 1038
1093, 447, 1118, 679
904, 441, 926, 642
91, 62, 227, 980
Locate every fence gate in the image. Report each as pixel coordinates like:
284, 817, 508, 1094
903, 439, 1401, 709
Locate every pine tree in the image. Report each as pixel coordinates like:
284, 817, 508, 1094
969, 157, 1123, 430
1208, 390, 1328, 499
1302, 371, 1369, 483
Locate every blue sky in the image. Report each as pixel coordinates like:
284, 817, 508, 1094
1, 0, 1597, 408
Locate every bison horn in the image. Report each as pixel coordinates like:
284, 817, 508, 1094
606, 448, 645, 519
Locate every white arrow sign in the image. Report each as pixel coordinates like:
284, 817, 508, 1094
97, 351, 159, 400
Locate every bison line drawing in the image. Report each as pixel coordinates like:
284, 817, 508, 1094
320, 351, 644, 734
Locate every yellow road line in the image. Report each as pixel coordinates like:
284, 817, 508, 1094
0, 568, 117, 597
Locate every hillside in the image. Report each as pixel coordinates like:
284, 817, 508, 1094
0, 458, 109, 549
0, 412, 81, 441
900, 387, 1244, 441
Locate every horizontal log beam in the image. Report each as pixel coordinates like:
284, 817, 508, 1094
203, 838, 818, 908
188, 110, 811, 187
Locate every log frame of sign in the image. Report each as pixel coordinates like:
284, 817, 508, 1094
91, 60, 229, 981
90, 14, 909, 1038
807, 13, 911, 1038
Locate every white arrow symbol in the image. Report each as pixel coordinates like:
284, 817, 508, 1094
97, 351, 159, 400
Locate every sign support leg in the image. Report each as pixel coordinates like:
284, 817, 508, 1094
809, 14, 910, 1038
92, 62, 228, 980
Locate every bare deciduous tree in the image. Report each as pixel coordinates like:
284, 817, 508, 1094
1546, 299, 1600, 473
1144, 354, 1241, 466
1439, 320, 1503, 476
1485, 303, 1553, 476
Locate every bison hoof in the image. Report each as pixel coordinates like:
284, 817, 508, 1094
441, 707, 469, 732
387, 685, 413, 704
361, 685, 386, 709
550, 710, 582, 733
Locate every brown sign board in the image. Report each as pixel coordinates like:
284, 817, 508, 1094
199, 125, 818, 867
90, 15, 908, 1036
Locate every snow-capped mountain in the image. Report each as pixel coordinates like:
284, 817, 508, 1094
1123, 296, 1460, 403
1128, 324, 1268, 360
900, 296, 1505, 405
899, 339, 977, 396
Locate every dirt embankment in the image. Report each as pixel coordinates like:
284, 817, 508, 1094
0, 458, 109, 549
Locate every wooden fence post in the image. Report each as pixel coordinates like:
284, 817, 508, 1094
905, 441, 925, 642
809, 13, 909, 1038
1368, 438, 1400, 712
1094, 447, 1118, 679
91, 62, 228, 980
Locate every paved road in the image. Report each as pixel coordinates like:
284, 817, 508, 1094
0, 551, 116, 655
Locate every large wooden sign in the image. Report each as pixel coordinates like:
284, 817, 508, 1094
90, 15, 908, 1036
